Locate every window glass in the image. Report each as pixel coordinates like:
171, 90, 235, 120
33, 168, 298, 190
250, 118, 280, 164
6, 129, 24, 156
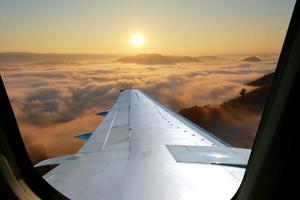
0, 0, 296, 199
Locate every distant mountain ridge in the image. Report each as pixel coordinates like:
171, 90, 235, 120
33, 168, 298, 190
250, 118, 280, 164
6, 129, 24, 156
118, 54, 201, 65
242, 56, 262, 62
0, 52, 120, 64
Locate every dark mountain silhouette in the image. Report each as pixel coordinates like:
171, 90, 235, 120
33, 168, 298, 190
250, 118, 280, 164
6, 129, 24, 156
246, 72, 274, 87
179, 72, 274, 148
118, 54, 201, 65
242, 56, 262, 62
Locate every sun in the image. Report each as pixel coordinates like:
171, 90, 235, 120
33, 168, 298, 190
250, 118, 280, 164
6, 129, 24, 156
131, 35, 145, 46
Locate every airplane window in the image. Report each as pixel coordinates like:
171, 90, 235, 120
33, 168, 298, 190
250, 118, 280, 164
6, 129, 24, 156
0, 0, 296, 199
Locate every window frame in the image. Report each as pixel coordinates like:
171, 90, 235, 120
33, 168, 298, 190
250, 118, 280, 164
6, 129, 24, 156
0, 1, 299, 199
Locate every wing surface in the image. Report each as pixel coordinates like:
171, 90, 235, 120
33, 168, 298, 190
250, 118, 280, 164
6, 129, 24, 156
38, 89, 250, 200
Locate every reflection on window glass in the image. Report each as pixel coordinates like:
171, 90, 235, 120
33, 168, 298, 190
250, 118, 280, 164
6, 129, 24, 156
0, 0, 296, 199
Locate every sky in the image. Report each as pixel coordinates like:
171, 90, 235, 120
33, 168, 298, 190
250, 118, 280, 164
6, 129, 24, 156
0, 0, 296, 55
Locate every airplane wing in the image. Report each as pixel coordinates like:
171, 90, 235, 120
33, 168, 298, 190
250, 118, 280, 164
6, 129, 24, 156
35, 89, 250, 200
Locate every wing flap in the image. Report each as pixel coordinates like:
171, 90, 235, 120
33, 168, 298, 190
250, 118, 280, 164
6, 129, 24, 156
74, 131, 93, 140
167, 145, 250, 168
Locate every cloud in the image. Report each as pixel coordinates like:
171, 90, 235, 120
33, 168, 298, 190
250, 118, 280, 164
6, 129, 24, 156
0, 54, 278, 164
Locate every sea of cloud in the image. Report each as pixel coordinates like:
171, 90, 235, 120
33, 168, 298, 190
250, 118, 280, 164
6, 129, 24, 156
0, 54, 278, 163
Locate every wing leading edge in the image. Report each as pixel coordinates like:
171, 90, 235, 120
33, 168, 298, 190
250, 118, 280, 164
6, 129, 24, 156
37, 89, 250, 200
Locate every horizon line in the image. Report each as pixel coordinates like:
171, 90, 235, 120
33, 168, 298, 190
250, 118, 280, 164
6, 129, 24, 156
0, 51, 280, 57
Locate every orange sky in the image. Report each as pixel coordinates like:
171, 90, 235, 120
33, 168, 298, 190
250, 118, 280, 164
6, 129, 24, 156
0, 0, 295, 55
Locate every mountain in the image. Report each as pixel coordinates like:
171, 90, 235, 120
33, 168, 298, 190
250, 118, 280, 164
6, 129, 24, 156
242, 56, 262, 62
117, 54, 201, 65
179, 72, 274, 148
0, 52, 120, 64
246, 72, 274, 87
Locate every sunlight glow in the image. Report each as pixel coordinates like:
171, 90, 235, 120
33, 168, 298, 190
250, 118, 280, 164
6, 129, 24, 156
131, 35, 145, 46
